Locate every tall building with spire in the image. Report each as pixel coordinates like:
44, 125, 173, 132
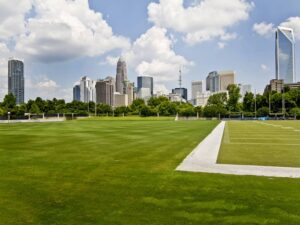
116, 56, 128, 94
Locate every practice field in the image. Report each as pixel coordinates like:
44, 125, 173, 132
1, 119, 300, 225
218, 121, 300, 167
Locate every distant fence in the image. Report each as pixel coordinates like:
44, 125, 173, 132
0, 114, 89, 121
177, 115, 300, 121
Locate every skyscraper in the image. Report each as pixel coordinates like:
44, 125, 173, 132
126, 82, 135, 105
8, 59, 24, 104
95, 77, 115, 106
219, 71, 235, 91
116, 57, 128, 94
238, 84, 252, 98
206, 71, 219, 93
275, 27, 296, 83
172, 88, 188, 101
191, 81, 203, 100
80, 76, 95, 103
137, 76, 153, 99
73, 84, 80, 101
206, 70, 235, 93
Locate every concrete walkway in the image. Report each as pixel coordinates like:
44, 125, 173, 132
176, 121, 300, 178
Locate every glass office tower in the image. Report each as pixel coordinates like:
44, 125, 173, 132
137, 76, 153, 94
275, 27, 296, 84
8, 59, 24, 104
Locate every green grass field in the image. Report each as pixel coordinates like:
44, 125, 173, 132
218, 121, 300, 167
1, 119, 300, 225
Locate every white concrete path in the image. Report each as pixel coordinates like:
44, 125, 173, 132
176, 121, 300, 178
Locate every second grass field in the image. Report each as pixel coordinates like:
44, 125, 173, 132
218, 120, 300, 167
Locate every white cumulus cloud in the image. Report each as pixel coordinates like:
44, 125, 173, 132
26, 75, 72, 101
107, 26, 193, 82
253, 22, 275, 37
0, 0, 32, 40
148, 0, 254, 45
254, 17, 300, 40
0, 42, 11, 101
218, 42, 226, 49
260, 64, 269, 71
280, 17, 300, 40
154, 83, 170, 95
12, 0, 130, 63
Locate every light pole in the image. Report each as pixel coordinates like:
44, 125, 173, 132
7, 112, 11, 123
282, 88, 285, 119
254, 89, 257, 119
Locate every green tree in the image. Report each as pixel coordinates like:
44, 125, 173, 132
227, 84, 241, 112
35, 97, 45, 112
205, 92, 228, 117
257, 107, 269, 117
29, 103, 41, 114
178, 104, 195, 117
114, 106, 129, 116
243, 92, 254, 112
207, 93, 227, 106
256, 94, 268, 110
203, 105, 227, 117
16, 104, 27, 116
194, 106, 202, 117
158, 101, 177, 116
97, 104, 112, 115
0, 107, 5, 116
130, 99, 145, 114
2, 93, 16, 110
140, 105, 156, 117
290, 107, 300, 117
148, 96, 169, 107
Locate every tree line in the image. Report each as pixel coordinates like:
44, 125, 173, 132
0, 84, 300, 119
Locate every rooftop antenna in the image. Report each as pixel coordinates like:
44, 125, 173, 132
179, 67, 182, 104
179, 67, 182, 89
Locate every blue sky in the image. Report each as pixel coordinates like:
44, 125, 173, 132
0, 0, 300, 101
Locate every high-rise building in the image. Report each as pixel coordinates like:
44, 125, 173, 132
264, 79, 284, 94
219, 71, 235, 91
95, 77, 115, 106
116, 57, 128, 94
137, 76, 153, 99
126, 82, 134, 105
8, 59, 24, 104
275, 27, 296, 84
206, 70, 235, 93
191, 81, 203, 100
80, 76, 96, 103
206, 71, 219, 93
238, 84, 252, 98
194, 92, 211, 107
172, 88, 188, 101
114, 93, 128, 107
73, 84, 80, 101
169, 93, 185, 102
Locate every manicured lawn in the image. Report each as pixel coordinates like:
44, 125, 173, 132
218, 120, 300, 167
1, 119, 300, 225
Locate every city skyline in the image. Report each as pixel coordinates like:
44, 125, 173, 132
0, 0, 300, 102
